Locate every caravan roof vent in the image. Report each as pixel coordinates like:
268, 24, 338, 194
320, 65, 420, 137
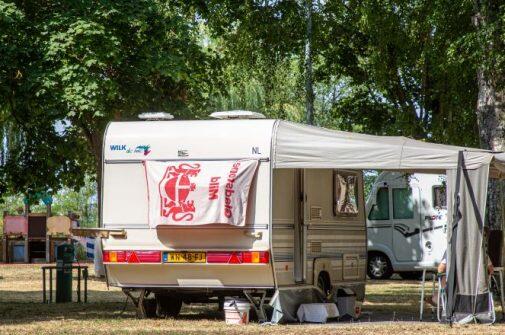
138, 112, 174, 121
210, 110, 266, 120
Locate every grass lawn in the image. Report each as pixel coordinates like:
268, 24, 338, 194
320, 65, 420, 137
0, 264, 503, 334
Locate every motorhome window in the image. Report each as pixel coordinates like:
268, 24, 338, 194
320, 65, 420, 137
433, 186, 447, 209
333, 171, 359, 216
368, 187, 389, 220
393, 188, 414, 219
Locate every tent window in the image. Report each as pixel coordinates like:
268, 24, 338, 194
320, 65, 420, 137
333, 171, 359, 216
368, 187, 389, 220
393, 188, 414, 219
433, 186, 447, 209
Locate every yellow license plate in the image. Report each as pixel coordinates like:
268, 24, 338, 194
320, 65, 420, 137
166, 252, 206, 263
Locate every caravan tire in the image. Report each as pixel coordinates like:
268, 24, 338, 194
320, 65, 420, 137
155, 294, 183, 318
367, 253, 393, 280
138, 298, 158, 318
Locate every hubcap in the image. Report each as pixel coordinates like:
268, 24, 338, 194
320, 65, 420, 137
369, 256, 387, 278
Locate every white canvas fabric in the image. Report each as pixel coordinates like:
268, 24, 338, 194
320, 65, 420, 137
273, 121, 498, 172
296, 303, 339, 323
144, 160, 258, 227
446, 162, 495, 324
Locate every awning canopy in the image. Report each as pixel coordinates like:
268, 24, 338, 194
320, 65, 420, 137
273, 121, 505, 177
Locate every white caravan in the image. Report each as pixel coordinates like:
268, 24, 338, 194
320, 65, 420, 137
366, 172, 447, 279
96, 112, 367, 321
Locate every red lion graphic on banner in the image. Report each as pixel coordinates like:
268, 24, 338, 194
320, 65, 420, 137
158, 163, 201, 221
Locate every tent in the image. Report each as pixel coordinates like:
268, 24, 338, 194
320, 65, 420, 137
272, 121, 505, 324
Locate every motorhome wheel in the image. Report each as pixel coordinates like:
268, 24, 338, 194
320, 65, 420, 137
367, 253, 393, 280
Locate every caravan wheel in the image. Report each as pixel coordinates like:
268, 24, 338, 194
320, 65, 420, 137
155, 294, 183, 318
367, 253, 393, 280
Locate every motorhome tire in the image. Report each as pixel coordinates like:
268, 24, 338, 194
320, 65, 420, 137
155, 294, 183, 318
367, 253, 393, 280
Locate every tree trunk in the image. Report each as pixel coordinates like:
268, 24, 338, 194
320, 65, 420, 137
91, 131, 103, 227
476, 70, 505, 230
474, 0, 505, 265
304, 0, 314, 125
474, 1, 505, 229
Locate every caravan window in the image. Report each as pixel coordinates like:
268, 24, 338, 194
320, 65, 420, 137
433, 186, 447, 209
368, 187, 389, 220
393, 188, 414, 219
333, 171, 359, 216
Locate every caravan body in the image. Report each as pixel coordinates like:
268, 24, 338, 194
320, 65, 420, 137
101, 118, 366, 319
366, 172, 447, 279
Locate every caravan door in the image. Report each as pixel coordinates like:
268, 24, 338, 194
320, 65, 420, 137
392, 187, 422, 262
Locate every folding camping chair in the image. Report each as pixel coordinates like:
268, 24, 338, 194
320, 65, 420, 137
490, 267, 505, 320
437, 273, 496, 323
436, 273, 447, 322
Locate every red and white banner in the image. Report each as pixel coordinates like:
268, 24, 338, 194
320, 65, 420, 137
144, 160, 258, 227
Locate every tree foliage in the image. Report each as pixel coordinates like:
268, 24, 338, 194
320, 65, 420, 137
0, 1, 91, 197
319, 1, 480, 144
202, 0, 482, 146
0, 0, 220, 200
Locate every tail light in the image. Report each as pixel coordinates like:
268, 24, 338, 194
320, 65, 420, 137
207, 251, 269, 264
133, 251, 162, 263
103, 250, 161, 263
103, 250, 126, 263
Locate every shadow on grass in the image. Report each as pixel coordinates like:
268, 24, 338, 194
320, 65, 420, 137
0, 290, 225, 326
0, 283, 446, 326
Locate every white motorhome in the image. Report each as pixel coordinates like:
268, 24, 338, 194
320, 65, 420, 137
366, 172, 447, 279
97, 112, 367, 321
